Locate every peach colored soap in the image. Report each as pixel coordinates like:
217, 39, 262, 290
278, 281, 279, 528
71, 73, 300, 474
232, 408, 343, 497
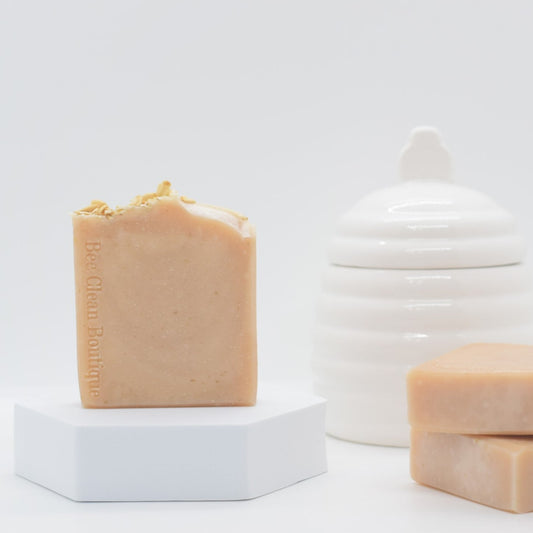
72, 182, 257, 408
407, 343, 533, 434
411, 429, 533, 513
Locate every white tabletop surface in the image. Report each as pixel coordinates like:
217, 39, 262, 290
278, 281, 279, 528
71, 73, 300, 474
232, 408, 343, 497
1, 387, 532, 532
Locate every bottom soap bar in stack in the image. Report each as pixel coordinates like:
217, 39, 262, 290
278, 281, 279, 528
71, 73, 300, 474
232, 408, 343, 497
407, 343, 533, 513
411, 430, 533, 514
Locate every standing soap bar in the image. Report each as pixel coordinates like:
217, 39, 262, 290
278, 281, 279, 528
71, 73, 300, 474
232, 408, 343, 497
72, 182, 257, 408
313, 127, 533, 446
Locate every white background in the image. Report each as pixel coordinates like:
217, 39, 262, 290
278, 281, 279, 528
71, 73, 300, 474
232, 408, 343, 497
2, 0, 533, 388
3, 2, 533, 530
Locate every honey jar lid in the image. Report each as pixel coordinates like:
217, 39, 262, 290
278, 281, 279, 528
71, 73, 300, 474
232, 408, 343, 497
329, 127, 525, 269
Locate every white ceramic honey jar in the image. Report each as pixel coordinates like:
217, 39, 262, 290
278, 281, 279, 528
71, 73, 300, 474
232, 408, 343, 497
312, 127, 533, 447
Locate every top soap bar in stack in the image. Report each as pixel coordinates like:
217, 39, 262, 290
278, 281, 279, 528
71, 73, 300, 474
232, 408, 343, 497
407, 343, 533, 434
72, 181, 257, 408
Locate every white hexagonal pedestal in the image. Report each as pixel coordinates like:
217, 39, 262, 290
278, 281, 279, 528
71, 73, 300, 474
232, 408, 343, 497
14, 384, 326, 501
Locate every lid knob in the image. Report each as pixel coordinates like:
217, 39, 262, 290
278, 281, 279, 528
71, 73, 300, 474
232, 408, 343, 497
398, 127, 453, 182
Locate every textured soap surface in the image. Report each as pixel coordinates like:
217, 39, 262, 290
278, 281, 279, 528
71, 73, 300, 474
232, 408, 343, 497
407, 343, 533, 434
72, 182, 257, 408
411, 429, 533, 513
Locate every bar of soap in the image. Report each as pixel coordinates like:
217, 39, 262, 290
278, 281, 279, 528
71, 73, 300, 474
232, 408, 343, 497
411, 429, 533, 513
407, 343, 533, 434
72, 181, 257, 408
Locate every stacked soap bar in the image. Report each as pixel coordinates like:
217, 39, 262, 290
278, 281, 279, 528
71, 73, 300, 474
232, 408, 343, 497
407, 344, 533, 513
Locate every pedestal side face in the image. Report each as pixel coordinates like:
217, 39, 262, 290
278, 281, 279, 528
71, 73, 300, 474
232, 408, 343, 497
246, 401, 327, 497
76, 425, 249, 501
14, 405, 79, 498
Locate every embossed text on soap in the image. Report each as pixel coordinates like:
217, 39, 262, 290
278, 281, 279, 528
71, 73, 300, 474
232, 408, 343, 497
85, 241, 103, 397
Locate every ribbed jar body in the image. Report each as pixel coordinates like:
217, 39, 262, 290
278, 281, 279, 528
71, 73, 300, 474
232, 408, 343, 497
312, 263, 533, 446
